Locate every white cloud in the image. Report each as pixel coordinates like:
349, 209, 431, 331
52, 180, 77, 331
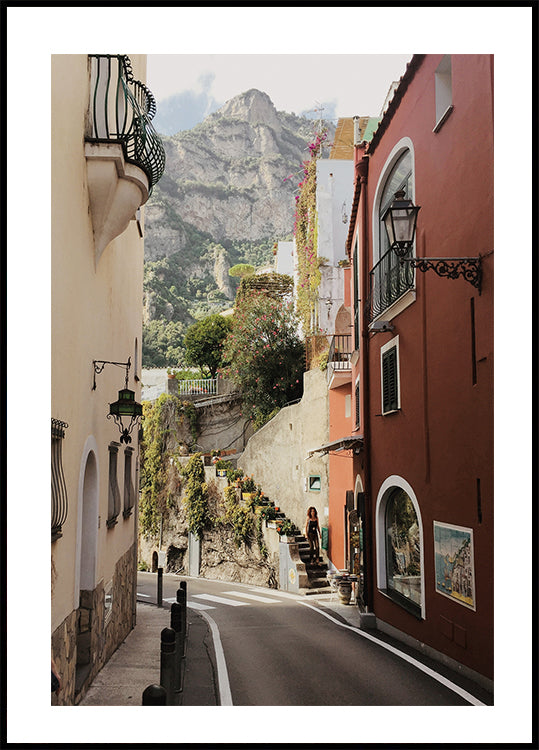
147, 54, 413, 121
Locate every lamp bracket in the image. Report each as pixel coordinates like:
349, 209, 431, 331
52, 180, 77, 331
92, 357, 131, 390
400, 256, 482, 293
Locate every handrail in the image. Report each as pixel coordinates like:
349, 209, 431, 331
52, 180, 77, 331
87, 55, 165, 192
366, 247, 414, 321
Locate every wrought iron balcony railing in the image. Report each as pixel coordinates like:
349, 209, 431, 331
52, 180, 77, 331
367, 247, 415, 321
87, 54, 165, 192
328, 334, 352, 370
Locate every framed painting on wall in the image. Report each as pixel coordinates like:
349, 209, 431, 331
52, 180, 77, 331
433, 521, 476, 610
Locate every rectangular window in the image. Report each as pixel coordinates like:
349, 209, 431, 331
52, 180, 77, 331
107, 442, 121, 528
308, 475, 321, 492
381, 337, 400, 414
345, 394, 352, 419
355, 377, 360, 428
123, 446, 135, 518
353, 239, 360, 351
434, 55, 453, 132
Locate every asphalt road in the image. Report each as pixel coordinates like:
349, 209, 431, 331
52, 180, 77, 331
137, 572, 481, 707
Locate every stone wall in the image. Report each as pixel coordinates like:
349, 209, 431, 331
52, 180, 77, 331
239, 368, 330, 533
138, 469, 280, 589
51, 542, 136, 705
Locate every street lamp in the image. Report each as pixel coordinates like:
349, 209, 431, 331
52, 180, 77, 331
383, 190, 482, 292
92, 357, 143, 444
382, 190, 420, 257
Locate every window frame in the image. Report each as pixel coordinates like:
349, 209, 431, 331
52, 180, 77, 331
433, 55, 454, 133
375, 475, 425, 619
370, 139, 417, 324
380, 336, 401, 415
107, 441, 121, 528
308, 475, 321, 492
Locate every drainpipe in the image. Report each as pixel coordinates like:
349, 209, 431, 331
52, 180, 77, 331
357, 153, 374, 611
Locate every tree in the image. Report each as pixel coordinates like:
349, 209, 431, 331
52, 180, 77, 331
228, 263, 255, 279
221, 289, 305, 426
183, 313, 232, 378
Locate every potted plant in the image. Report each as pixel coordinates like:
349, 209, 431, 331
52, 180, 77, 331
241, 475, 257, 501
276, 518, 296, 542
215, 458, 232, 477
227, 467, 244, 486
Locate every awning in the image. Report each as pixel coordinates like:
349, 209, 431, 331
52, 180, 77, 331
307, 436, 364, 458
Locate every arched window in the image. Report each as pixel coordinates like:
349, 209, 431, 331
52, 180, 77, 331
378, 150, 413, 261
384, 487, 422, 615
370, 146, 415, 321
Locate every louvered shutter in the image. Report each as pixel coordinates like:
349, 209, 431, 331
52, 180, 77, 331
382, 347, 398, 412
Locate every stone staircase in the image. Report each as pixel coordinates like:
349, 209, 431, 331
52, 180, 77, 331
296, 535, 331, 595
272, 504, 330, 595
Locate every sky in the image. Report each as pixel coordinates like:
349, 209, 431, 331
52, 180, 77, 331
147, 54, 413, 134
5, 3, 535, 748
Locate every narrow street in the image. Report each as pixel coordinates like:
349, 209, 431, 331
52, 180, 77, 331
137, 572, 491, 707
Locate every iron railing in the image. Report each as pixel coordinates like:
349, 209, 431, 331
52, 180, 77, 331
87, 54, 165, 192
177, 379, 218, 397
328, 334, 352, 370
367, 247, 415, 321
51, 419, 69, 541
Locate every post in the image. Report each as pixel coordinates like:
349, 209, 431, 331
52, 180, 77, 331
176, 587, 187, 657
142, 684, 166, 705
170, 603, 183, 696
160, 627, 176, 706
157, 567, 163, 608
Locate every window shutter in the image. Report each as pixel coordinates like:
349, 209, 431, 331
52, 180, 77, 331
382, 347, 398, 413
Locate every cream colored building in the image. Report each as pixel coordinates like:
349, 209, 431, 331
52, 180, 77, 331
51, 54, 164, 704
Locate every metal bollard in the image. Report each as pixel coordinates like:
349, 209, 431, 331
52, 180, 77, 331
157, 567, 163, 608
176, 588, 187, 657
170, 603, 184, 695
177, 580, 187, 600
142, 684, 166, 705
160, 627, 176, 705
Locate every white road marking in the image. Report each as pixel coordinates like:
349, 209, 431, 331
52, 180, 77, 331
196, 610, 233, 706
163, 597, 177, 604
187, 601, 215, 611
300, 602, 487, 706
222, 591, 280, 603
137, 593, 150, 597
248, 588, 300, 599
193, 593, 249, 607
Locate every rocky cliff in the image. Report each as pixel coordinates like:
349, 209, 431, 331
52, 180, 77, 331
142, 89, 335, 366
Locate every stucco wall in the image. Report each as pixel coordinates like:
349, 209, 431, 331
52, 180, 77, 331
51, 54, 147, 700
239, 368, 330, 534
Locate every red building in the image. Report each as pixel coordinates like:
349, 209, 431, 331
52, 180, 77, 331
326, 54, 494, 686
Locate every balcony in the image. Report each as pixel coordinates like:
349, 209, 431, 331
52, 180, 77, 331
85, 54, 166, 260
367, 247, 415, 322
327, 334, 352, 389
328, 334, 352, 370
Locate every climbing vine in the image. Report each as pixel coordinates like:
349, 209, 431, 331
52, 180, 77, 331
139, 393, 199, 537
182, 453, 210, 539
291, 128, 328, 335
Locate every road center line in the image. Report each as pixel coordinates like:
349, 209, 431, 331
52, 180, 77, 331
300, 602, 486, 706
196, 610, 233, 706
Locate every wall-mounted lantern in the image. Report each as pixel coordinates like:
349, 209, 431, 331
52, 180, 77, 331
383, 190, 482, 292
92, 357, 142, 444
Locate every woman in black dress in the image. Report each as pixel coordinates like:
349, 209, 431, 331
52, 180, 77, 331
305, 506, 321, 564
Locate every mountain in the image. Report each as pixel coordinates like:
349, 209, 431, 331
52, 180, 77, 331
142, 89, 335, 367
